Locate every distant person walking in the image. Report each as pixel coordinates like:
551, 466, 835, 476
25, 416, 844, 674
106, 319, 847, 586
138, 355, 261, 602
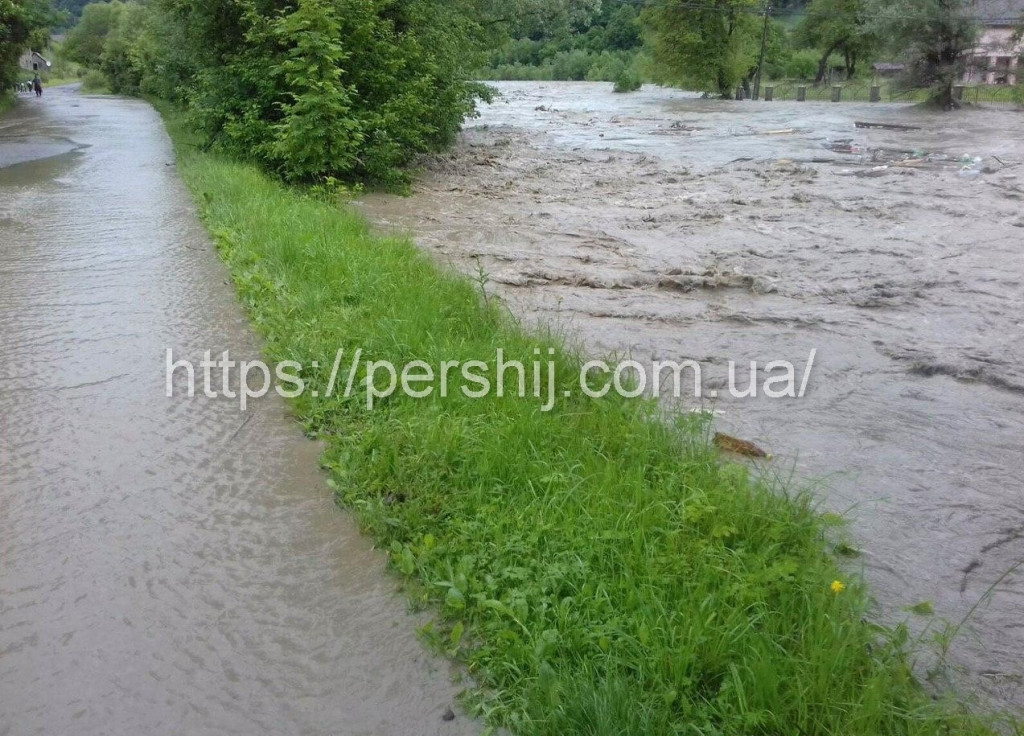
33, 75, 42, 97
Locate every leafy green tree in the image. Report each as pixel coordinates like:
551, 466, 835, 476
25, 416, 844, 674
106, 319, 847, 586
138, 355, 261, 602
867, 0, 977, 106
267, 0, 362, 181
53, 0, 90, 29
55, 0, 89, 20
476, 0, 651, 82
89, 0, 490, 184
798, 0, 877, 82
748, 18, 791, 89
491, 0, 603, 41
604, 5, 641, 50
643, 0, 762, 97
62, 0, 122, 68
1, 0, 60, 91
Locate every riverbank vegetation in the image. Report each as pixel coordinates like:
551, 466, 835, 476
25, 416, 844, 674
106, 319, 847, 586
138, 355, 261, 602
1, 0, 60, 93
155, 101, 1015, 735
60, 0, 497, 185
475, 2, 647, 83
476, 0, 1016, 106
53, 0, 1021, 175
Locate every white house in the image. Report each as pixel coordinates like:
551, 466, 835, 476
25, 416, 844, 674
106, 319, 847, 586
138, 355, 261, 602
18, 50, 52, 75
963, 0, 1024, 84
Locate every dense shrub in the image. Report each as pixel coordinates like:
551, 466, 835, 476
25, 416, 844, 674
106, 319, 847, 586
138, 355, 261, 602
585, 51, 628, 81
784, 49, 822, 80
613, 67, 643, 92
64, 0, 490, 185
79, 68, 107, 92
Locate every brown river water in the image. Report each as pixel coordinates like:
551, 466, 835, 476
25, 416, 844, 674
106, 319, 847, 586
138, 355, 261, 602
0, 87, 477, 735
357, 82, 1024, 710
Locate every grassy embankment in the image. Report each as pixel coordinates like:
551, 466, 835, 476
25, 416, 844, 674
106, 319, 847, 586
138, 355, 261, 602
157, 103, 1010, 736
41, 76, 84, 88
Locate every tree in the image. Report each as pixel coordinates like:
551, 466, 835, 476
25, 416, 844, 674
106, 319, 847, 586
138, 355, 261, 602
62, 0, 123, 68
66, 0, 491, 183
97, 2, 152, 94
1, 0, 60, 91
868, 0, 977, 107
54, 0, 91, 29
798, 0, 877, 82
477, 0, 647, 82
267, 0, 363, 181
490, 0, 603, 40
604, 5, 641, 50
643, 0, 762, 97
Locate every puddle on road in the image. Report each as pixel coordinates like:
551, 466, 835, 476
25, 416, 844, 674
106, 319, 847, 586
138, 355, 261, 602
0, 88, 476, 735
357, 81, 1024, 710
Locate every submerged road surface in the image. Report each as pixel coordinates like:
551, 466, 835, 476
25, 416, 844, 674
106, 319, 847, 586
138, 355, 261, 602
0, 87, 475, 735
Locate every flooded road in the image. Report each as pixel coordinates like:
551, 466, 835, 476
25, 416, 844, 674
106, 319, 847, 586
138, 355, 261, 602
0, 87, 476, 735
358, 82, 1024, 709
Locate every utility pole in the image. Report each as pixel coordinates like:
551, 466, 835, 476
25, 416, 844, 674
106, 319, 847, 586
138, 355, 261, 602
752, 2, 772, 101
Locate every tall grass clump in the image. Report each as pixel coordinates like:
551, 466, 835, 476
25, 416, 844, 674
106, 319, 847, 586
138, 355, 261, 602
158, 104, 1011, 736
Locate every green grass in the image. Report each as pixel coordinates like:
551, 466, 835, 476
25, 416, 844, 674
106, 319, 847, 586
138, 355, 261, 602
43, 76, 84, 88
0, 93, 14, 116
156, 102, 1013, 736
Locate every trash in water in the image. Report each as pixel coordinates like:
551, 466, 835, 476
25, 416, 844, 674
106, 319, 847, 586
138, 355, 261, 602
854, 121, 922, 131
828, 139, 862, 154
857, 165, 892, 177
714, 432, 771, 459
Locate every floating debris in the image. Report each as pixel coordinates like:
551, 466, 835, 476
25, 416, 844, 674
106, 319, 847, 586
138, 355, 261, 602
713, 432, 771, 458
855, 121, 922, 131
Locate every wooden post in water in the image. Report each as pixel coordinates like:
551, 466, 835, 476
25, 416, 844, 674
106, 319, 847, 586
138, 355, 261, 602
831, 85, 842, 102
796, 85, 806, 101
764, 86, 774, 101
736, 86, 745, 100
870, 85, 881, 102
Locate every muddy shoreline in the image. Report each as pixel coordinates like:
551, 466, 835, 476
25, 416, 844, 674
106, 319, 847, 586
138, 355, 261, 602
357, 81, 1024, 709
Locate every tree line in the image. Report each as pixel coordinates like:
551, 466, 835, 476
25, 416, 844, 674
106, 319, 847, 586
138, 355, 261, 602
59, 0, 513, 186
643, 0, 987, 106
483, 0, 1010, 108
5, 0, 1018, 181
1, 0, 60, 91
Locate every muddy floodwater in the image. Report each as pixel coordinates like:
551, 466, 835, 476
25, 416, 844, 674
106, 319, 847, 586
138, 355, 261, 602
0, 87, 477, 735
357, 82, 1024, 709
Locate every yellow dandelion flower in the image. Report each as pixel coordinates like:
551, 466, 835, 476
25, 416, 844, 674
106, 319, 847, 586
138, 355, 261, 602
830, 580, 846, 594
